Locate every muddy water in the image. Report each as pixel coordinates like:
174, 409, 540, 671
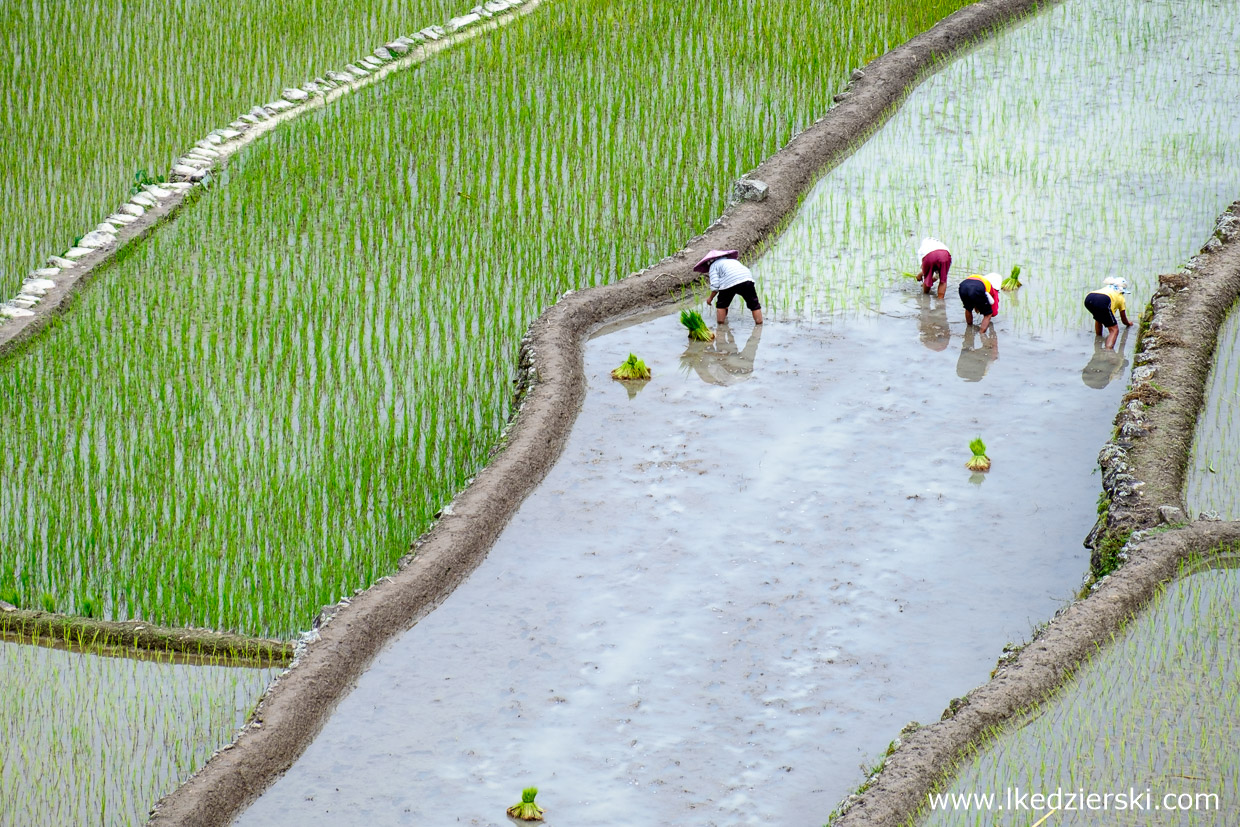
1186, 300, 1240, 520
0, 638, 276, 825
240, 291, 1128, 826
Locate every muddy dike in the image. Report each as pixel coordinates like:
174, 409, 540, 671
826, 203, 1240, 826
146, 1, 1059, 824
1088, 202, 1240, 570
0, 607, 291, 668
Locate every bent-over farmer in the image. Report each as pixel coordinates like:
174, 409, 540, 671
958, 272, 1000, 333
917, 237, 952, 298
1084, 277, 1133, 350
695, 249, 763, 326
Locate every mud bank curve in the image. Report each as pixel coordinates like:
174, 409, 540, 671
827, 203, 1240, 826
147, 1, 1058, 823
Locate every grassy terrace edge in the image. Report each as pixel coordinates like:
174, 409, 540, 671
826, 203, 1240, 827
143, 0, 1063, 823
0, 608, 291, 668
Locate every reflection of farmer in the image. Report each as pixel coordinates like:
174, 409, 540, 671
958, 272, 1000, 333
680, 324, 763, 386
916, 293, 951, 352
1081, 330, 1130, 389
917, 237, 952, 298
956, 326, 998, 382
1084, 277, 1133, 350
695, 249, 764, 326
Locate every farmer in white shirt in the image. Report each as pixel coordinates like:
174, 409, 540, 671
694, 249, 763, 325
917, 237, 952, 298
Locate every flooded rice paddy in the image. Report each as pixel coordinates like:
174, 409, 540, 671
919, 559, 1240, 826
240, 0, 1240, 822
1186, 300, 1240, 520
241, 306, 1130, 826
0, 637, 277, 826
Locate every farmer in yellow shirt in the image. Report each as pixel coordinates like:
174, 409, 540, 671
958, 272, 1000, 333
1083, 277, 1133, 350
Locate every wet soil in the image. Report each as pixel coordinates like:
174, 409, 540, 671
238, 289, 1130, 825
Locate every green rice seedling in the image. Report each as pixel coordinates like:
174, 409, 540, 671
681, 309, 715, 342
965, 437, 991, 472
1000, 264, 1022, 291
506, 787, 545, 821
39, 592, 56, 613
611, 353, 651, 381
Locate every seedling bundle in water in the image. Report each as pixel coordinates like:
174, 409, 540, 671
1001, 265, 1023, 291
611, 353, 651, 381
507, 787, 544, 821
965, 437, 991, 472
681, 309, 714, 341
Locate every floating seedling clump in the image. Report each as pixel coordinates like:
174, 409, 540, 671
507, 787, 545, 821
681, 309, 715, 341
1000, 265, 1022, 291
611, 353, 651, 381
965, 437, 991, 472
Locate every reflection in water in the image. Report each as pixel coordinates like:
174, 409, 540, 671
679, 324, 764, 386
956, 326, 999, 382
619, 378, 650, 399
916, 293, 952, 352
1081, 329, 1130, 389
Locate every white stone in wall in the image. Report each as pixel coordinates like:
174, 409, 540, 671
165, 182, 193, 192
193, 142, 221, 156
282, 87, 310, 103
327, 70, 354, 84
473, 6, 494, 19
31, 269, 59, 280
23, 278, 56, 295
95, 222, 119, 234
143, 184, 172, 198
217, 127, 243, 139
204, 132, 224, 145
0, 305, 35, 318
374, 46, 395, 61
418, 27, 442, 40
12, 296, 39, 309
47, 255, 77, 268
485, 0, 512, 12
108, 212, 138, 225
385, 40, 409, 55
172, 163, 209, 181
345, 65, 370, 79
249, 106, 272, 121
131, 193, 157, 207
120, 203, 145, 217
447, 13, 483, 31
264, 99, 297, 114
430, 25, 446, 35
361, 56, 384, 69
399, 34, 423, 46
230, 119, 249, 130
78, 230, 116, 249
64, 247, 94, 260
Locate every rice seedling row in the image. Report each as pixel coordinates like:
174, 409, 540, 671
916, 556, 1240, 826
0, 0, 487, 302
0, 633, 278, 827
1186, 298, 1240, 519
0, 0, 973, 639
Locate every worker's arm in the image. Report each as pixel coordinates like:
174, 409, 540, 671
706, 290, 717, 306
1120, 309, 1132, 326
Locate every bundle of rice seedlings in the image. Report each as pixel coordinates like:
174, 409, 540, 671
902, 271, 921, 280
1000, 265, 1022, 291
507, 787, 545, 821
965, 437, 991, 472
611, 353, 651, 381
681, 309, 715, 341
